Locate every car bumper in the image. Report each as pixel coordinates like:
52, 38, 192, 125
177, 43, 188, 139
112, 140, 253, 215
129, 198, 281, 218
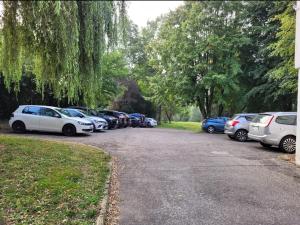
224, 127, 235, 135
94, 123, 108, 131
248, 133, 280, 145
248, 133, 266, 141
77, 124, 93, 133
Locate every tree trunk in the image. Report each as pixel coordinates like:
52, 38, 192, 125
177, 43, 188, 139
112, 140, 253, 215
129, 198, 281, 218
197, 96, 207, 119
218, 104, 224, 116
157, 105, 162, 124
165, 110, 172, 123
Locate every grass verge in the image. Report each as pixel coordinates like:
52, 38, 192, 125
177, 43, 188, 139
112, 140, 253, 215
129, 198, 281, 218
0, 135, 110, 225
158, 121, 201, 132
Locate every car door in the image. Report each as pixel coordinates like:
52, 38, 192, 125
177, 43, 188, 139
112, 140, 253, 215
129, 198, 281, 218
39, 107, 63, 132
271, 115, 297, 142
215, 118, 226, 131
21, 106, 42, 130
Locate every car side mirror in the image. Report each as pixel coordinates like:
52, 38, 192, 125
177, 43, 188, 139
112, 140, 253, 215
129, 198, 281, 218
54, 113, 61, 118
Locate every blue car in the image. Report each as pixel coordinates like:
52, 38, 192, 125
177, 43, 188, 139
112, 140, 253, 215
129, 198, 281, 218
129, 113, 146, 127
202, 117, 229, 133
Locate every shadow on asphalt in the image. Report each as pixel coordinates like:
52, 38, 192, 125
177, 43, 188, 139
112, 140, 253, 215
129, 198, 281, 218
251, 145, 285, 154
5, 130, 91, 138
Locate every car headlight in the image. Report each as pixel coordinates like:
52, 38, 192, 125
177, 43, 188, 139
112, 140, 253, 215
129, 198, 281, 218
78, 121, 91, 126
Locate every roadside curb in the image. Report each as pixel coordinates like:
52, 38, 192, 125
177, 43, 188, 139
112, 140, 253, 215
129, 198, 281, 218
96, 159, 112, 225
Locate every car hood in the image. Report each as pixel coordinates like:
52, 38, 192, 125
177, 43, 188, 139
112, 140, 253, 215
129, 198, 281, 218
88, 116, 107, 122
68, 117, 92, 124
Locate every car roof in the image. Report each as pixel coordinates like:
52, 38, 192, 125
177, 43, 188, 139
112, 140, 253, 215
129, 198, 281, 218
234, 113, 257, 116
65, 108, 81, 112
259, 112, 297, 116
20, 105, 60, 110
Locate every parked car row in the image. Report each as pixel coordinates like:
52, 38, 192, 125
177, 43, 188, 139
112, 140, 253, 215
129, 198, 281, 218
202, 112, 297, 153
9, 105, 158, 136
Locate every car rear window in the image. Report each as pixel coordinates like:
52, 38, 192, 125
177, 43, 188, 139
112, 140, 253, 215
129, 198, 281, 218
230, 115, 239, 120
275, 115, 296, 125
22, 106, 41, 115
252, 114, 273, 124
245, 116, 255, 121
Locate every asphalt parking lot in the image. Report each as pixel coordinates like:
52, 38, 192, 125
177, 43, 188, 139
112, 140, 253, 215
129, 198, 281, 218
9, 128, 300, 225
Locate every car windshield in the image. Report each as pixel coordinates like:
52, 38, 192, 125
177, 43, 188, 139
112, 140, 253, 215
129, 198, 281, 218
56, 108, 72, 117
252, 114, 273, 124
67, 109, 85, 118
78, 110, 91, 117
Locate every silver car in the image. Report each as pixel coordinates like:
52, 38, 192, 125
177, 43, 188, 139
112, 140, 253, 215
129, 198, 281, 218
224, 113, 257, 142
248, 112, 296, 153
64, 108, 108, 131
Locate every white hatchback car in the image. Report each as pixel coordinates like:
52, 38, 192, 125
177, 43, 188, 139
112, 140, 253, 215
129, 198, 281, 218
248, 112, 296, 153
9, 105, 93, 136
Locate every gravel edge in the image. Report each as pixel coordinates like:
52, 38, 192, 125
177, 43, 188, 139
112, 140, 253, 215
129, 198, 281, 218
105, 157, 120, 225
96, 159, 113, 225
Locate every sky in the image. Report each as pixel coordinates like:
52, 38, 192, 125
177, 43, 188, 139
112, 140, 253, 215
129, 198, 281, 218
127, 1, 183, 28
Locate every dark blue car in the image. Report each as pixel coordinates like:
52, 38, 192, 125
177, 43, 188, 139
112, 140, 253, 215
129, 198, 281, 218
129, 113, 146, 127
202, 117, 229, 133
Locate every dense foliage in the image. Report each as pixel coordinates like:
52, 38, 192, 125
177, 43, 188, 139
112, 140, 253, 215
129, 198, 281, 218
0, 1, 298, 120
1, 1, 127, 106
130, 1, 297, 119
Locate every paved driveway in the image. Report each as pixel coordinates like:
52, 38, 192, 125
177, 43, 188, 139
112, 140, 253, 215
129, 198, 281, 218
13, 128, 300, 225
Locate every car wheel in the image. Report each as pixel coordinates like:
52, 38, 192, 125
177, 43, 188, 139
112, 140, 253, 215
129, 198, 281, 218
12, 121, 26, 133
260, 142, 272, 148
280, 136, 296, 154
235, 130, 248, 142
228, 135, 235, 140
62, 124, 76, 136
207, 126, 215, 134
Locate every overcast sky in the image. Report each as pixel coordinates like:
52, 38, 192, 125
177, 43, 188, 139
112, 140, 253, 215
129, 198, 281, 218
127, 1, 183, 28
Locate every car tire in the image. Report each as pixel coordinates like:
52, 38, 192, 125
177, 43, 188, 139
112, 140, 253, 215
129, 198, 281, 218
260, 142, 272, 148
228, 135, 235, 140
12, 121, 26, 133
207, 126, 215, 134
280, 136, 296, 154
62, 124, 76, 136
235, 129, 248, 142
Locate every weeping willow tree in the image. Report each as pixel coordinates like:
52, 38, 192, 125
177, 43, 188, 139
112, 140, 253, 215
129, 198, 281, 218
1, 1, 127, 106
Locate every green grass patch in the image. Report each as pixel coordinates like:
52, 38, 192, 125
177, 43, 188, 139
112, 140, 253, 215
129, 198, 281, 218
0, 135, 110, 225
158, 121, 202, 132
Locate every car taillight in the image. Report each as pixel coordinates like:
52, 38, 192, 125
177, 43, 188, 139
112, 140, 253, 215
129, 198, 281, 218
265, 116, 274, 127
230, 120, 239, 126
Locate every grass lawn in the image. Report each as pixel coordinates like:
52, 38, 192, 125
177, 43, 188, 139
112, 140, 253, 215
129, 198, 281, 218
158, 121, 202, 132
0, 135, 110, 225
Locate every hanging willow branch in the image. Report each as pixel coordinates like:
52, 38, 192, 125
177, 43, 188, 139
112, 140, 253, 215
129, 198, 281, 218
1, 0, 127, 106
